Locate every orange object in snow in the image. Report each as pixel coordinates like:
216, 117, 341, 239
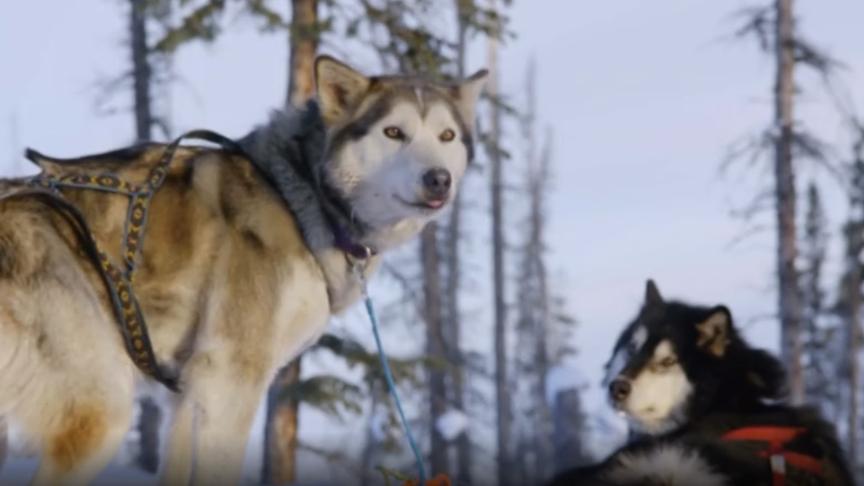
403, 473, 452, 486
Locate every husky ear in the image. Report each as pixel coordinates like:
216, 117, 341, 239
315, 56, 371, 126
644, 279, 664, 307
452, 69, 488, 128
696, 307, 731, 357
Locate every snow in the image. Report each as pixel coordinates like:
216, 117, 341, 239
435, 408, 468, 441
368, 406, 389, 442
545, 363, 588, 406
1, 459, 157, 485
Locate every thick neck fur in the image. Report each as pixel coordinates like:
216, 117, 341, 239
240, 102, 342, 251
685, 337, 787, 420
238, 102, 380, 313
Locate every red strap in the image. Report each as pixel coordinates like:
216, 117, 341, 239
722, 426, 807, 448
722, 426, 823, 486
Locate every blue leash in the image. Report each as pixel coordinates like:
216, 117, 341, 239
356, 265, 428, 484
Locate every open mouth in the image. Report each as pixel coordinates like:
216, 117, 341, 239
393, 194, 447, 211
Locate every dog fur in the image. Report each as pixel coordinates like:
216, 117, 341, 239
0, 56, 486, 485
548, 280, 854, 486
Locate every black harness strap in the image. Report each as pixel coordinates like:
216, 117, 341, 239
18, 129, 243, 391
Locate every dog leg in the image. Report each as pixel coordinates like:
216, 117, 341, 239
160, 233, 328, 486
159, 395, 195, 486
31, 399, 132, 486
162, 352, 270, 486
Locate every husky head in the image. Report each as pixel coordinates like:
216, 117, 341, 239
603, 280, 786, 435
314, 56, 487, 250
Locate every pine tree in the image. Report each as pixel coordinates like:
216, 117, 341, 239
485, 1, 512, 483
801, 182, 835, 411
422, 218, 448, 474
512, 60, 582, 484
130, 0, 154, 142
838, 125, 864, 476
512, 58, 552, 485
444, 1, 474, 481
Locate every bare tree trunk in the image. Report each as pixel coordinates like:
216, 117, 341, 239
773, 0, 804, 404
847, 248, 861, 467
487, 1, 511, 484
849, 137, 864, 478
448, 1, 472, 482
263, 1, 319, 483
843, 197, 863, 469
530, 145, 553, 484
519, 58, 554, 483
0, 418, 7, 471
130, 0, 162, 472
286, 0, 318, 109
423, 223, 449, 475
264, 361, 302, 484
131, 0, 152, 142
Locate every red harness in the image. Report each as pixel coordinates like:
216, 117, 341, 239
722, 426, 823, 486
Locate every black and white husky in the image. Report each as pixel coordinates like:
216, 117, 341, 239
549, 281, 854, 486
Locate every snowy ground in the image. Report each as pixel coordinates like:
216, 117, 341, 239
1, 459, 156, 485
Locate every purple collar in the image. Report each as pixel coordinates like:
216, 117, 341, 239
333, 224, 376, 260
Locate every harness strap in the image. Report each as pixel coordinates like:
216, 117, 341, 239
0, 188, 178, 390
23, 129, 243, 391
722, 426, 823, 486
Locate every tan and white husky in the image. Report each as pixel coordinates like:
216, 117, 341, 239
0, 56, 486, 485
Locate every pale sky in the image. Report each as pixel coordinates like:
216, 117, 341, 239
1, 1, 863, 483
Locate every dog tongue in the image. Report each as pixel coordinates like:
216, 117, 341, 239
427, 199, 445, 209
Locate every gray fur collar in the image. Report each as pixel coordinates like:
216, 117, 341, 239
239, 102, 368, 254
239, 102, 379, 312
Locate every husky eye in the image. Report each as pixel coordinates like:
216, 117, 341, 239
383, 126, 404, 140
659, 356, 678, 369
439, 128, 456, 142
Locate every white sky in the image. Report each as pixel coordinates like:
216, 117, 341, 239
1, 0, 863, 483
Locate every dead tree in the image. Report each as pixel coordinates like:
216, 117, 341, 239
445, 0, 473, 482
733, 0, 840, 404
801, 182, 836, 412
511, 58, 551, 484
131, 0, 153, 141
130, 0, 161, 472
772, 0, 806, 403
839, 126, 864, 473
486, 1, 511, 483
422, 223, 449, 475
263, 2, 319, 483
0, 418, 6, 471
285, 0, 317, 108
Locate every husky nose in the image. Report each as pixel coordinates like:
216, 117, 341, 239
422, 168, 452, 198
609, 379, 631, 402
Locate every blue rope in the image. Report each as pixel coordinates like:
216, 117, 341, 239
361, 281, 428, 484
